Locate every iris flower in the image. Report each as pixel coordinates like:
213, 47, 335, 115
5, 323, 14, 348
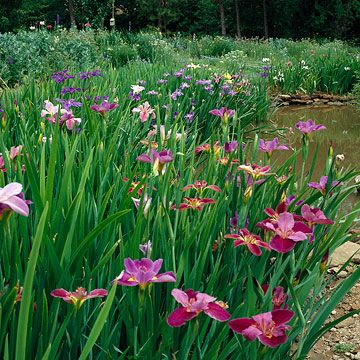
50, 287, 107, 309
167, 289, 230, 327
229, 309, 294, 348
113, 258, 176, 289
0, 182, 30, 217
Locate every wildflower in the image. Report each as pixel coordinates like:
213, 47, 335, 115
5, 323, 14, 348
157, 79, 167, 85
171, 89, 183, 101
209, 107, 235, 126
184, 112, 195, 123
174, 197, 215, 211
50, 287, 107, 309
295, 120, 326, 135
113, 258, 176, 289
167, 289, 230, 327
131, 193, 152, 218
56, 98, 82, 110
264, 212, 312, 253
60, 87, 81, 95
40, 100, 60, 123
131, 85, 145, 94
195, 142, 222, 157
238, 164, 271, 180
262, 285, 288, 310
229, 309, 294, 348
59, 109, 81, 131
224, 141, 238, 153
132, 102, 156, 123
259, 138, 288, 157
300, 204, 334, 227
51, 69, 75, 83
147, 90, 158, 95
182, 180, 221, 194
230, 212, 238, 230
0, 182, 30, 217
308, 176, 341, 196
79, 70, 102, 79
84, 22, 91, 28
139, 240, 152, 257
224, 228, 270, 256
136, 149, 173, 176
90, 101, 118, 116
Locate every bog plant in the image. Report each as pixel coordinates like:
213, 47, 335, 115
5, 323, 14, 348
0, 46, 359, 360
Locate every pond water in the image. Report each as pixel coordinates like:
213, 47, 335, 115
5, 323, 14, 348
270, 105, 360, 218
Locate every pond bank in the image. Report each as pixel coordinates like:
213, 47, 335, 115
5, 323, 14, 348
274, 93, 355, 106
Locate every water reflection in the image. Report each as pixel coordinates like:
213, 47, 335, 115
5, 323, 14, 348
270, 105, 360, 218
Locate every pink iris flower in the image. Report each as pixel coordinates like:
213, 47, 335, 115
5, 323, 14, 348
113, 258, 176, 289
229, 309, 294, 348
224, 228, 270, 256
132, 101, 156, 123
262, 285, 288, 310
59, 109, 81, 130
136, 149, 173, 176
195, 142, 222, 157
182, 180, 221, 194
295, 119, 326, 134
50, 287, 107, 309
167, 288, 231, 327
300, 204, 334, 227
41, 100, 60, 123
209, 107, 235, 121
90, 101, 118, 116
308, 176, 341, 196
173, 197, 215, 211
0, 182, 30, 217
256, 202, 288, 230
259, 138, 288, 156
264, 212, 312, 253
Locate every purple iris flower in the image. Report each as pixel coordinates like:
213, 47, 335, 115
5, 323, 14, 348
184, 112, 195, 123
60, 87, 81, 95
308, 176, 341, 196
209, 107, 235, 119
51, 69, 75, 83
79, 70, 102, 79
295, 120, 326, 134
129, 91, 141, 101
171, 89, 183, 101
157, 79, 167, 85
259, 138, 289, 156
112, 258, 176, 289
224, 141, 238, 153
136, 149, 173, 176
56, 98, 82, 110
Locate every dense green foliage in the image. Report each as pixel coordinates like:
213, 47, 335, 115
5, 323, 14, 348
0, 43, 360, 358
0, 30, 359, 96
1, 0, 360, 40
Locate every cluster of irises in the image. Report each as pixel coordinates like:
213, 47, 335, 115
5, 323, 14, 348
0, 104, 336, 349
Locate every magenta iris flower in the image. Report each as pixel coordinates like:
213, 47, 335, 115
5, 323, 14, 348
173, 197, 216, 211
264, 212, 312, 253
182, 180, 221, 193
224, 141, 238, 153
229, 309, 294, 348
224, 228, 270, 256
113, 258, 176, 289
300, 204, 334, 227
167, 289, 231, 327
259, 138, 289, 156
262, 285, 288, 310
50, 287, 107, 309
90, 101, 118, 116
0, 182, 30, 217
295, 119, 326, 134
308, 176, 341, 196
209, 107, 235, 119
136, 149, 173, 176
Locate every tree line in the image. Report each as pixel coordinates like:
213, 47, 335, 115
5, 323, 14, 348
1, 0, 359, 40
